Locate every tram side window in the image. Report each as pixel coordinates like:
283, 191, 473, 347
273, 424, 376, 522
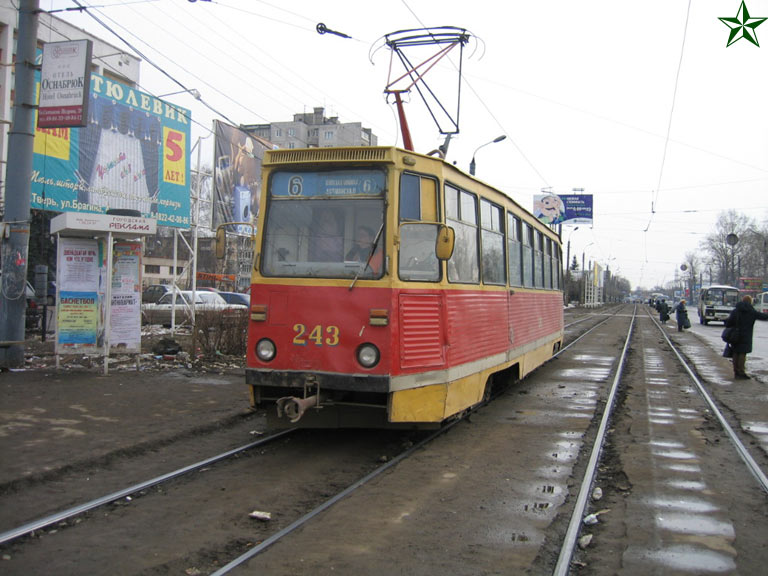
552, 241, 562, 290
480, 199, 505, 285
522, 223, 534, 287
400, 173, 421, 221
533, 231, 545, 288
398, 173, 440, 281
544, 237, 552, 289
507, 214, 523, 287
446, 184, 479, 284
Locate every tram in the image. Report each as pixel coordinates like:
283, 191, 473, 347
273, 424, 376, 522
239, 145, 564, 428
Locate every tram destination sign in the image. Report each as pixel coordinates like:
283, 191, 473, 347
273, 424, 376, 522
271, 170, 386, 197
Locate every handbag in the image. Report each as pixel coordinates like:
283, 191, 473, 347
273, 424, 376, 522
683, 316, 691, 329
723, 343, 733, 358
721, 326, 739, 344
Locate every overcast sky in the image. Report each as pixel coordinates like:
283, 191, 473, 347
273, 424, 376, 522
49, 0, 768, 290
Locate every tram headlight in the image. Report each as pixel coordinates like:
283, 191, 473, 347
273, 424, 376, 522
357, 343, 380, 368
255, 338, 276, 362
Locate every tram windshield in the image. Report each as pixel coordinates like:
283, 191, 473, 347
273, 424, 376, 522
261, 169, 386, 279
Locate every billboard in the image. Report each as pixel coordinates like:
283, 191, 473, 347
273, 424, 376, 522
533, 193, 593, 226
32, 71, 192, 228
212, 120, 271, 234
38, 40, 92, 129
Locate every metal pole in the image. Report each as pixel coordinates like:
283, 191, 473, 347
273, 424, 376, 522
191, 137, 202, 357
103, 232, 113, 376
0, 1, 39, 368
171, 229, 178, 334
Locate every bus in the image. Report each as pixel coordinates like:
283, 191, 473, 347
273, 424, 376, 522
237, 146, 564, 428
698, 284, 740, 325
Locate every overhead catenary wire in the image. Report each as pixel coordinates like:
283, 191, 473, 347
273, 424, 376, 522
644, 0, 692, 234
71, 0, 243, 128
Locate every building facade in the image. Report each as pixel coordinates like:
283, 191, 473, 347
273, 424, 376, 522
243, 106, 377, 150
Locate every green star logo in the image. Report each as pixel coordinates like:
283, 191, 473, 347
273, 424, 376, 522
719, 1, 766, 46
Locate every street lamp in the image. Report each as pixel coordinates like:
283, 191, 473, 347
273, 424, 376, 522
469, 135, 506, 176
726, 233, 739, 286
564, 227, 579, 303
581, 242, 594, 305
158, 88, 202, 100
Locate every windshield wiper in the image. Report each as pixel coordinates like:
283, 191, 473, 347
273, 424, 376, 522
349, 222, 384, 291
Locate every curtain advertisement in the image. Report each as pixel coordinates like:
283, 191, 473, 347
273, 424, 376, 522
32, 69, 192, 229
212, 120, 270, 234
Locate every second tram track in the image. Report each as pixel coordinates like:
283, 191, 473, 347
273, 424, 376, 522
4, 304, 768, 575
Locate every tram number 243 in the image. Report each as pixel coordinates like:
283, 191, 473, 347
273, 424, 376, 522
292, 324, 340, 347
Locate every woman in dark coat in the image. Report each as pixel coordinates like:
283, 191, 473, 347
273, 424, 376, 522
725, 295, 768, 379
674, 299, 689, 332
657, 299, 670, 324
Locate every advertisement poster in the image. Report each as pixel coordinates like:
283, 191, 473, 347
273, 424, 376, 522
58, 237, 101, 291
56, 237, 103, 352
110, 242, 142, 352
213, 120, 270, 234
32, 68, 191, 228
533, 193, 594, 226
38, 39, 92, 129
57, 291, 100, 346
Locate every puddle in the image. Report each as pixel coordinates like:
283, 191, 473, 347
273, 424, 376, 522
628, 543, 736, 571
648, 497, 720, 513
664, 479, 707, 491
662, 462, 702, 473
652, 449, 698, 460
649, 440, 684, 449
656, 513, 734, 537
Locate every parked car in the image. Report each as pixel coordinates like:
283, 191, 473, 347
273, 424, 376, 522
141, 290, 246, 326
219, 291, 250, 307
142, 284, 171, 304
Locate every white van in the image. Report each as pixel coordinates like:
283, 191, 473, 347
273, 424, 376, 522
698, 285, 740, 325
755, 291, 768, 314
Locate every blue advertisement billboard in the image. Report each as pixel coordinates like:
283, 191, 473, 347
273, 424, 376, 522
533, 193, 593, 226
31, 72, 192, 228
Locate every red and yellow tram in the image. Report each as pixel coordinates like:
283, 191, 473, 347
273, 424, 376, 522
243, 146, 563, 428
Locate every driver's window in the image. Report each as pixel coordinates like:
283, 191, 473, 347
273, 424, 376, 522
399, 223, 439, 282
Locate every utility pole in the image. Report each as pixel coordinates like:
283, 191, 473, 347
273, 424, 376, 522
0, 0, 39, 368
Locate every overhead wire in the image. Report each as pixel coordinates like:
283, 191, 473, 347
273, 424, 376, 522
398, 0, 551, 189
38, 12, 213, 136
68, 0, 395, 143
644, 0, 692, 234
71, 0, 243, 128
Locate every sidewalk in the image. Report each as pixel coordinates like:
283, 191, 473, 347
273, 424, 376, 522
0, 336, 251, 486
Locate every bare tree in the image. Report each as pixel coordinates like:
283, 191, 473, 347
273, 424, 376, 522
701, 210, 756, 285
682, 251, 700, 298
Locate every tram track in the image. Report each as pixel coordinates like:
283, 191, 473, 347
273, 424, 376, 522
0, 305, 645, 575
562, 304, 768, 575
0, 429, 294, 546
4, 304, 768, 574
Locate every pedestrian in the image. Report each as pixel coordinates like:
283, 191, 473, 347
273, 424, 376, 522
657, 298, 670, 324
675, 299, 690, 332
724, 295, 768, 379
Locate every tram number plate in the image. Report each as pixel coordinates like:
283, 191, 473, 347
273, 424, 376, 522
292, 324, 340, 346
